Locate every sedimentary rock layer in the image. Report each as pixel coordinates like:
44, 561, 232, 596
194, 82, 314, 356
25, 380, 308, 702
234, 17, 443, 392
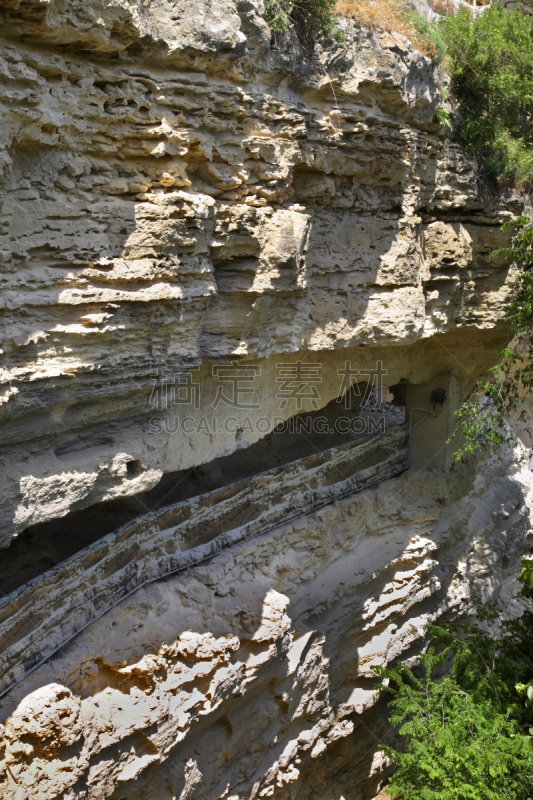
0, 442, 531, 799
0, 2, 529, 798
0, 0, 520, 546
0, 425, 409, 696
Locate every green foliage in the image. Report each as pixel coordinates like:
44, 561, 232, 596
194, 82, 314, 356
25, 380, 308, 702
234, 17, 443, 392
450, 390, 515, 462
438, 3, 533, 186
407, 11, 447, 64
516, 679, 533, 710
519, 557, 533, 600
451, 216, 533, 461
375, 607, 533, 798
264, 0, 341, 46
434, 106, 452, 130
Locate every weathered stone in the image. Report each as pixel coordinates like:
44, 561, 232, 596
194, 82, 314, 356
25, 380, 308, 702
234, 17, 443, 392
0, 2, 530, 798
0, 425, 409, 696
1, 441, 531, 799
0, 3, 520, 547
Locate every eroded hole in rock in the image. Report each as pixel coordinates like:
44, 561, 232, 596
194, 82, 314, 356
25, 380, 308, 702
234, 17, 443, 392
389, 380, 409, 406
0, 385, 405, 597
126, 459, 144, 479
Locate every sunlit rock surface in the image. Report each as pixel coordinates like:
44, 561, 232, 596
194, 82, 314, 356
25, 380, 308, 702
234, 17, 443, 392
0, 1, 529, 797
0, 0, 519, 545
1, 442, 531, 799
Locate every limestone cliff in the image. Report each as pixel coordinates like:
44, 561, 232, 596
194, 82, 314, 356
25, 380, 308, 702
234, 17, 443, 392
0, 0, 519, 544
1, 444, 532, 800
0, 1, 530, 798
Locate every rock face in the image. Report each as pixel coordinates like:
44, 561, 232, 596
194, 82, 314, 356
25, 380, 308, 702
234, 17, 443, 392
0, 426, 410, 697
0, 1, 530, 798
0, 0, 519, 546
1, 443, 532, 799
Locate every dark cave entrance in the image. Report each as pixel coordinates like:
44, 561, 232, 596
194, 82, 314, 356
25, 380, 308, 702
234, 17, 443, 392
0, 385, 405, 596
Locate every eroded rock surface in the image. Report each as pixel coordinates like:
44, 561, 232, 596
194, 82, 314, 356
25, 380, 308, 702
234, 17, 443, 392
0, 2, 530, 798
1, 443, 531, 799
0, 0, 520, 545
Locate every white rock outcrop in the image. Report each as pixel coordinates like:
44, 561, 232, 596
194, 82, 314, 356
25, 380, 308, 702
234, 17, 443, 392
0, 1, 530, 798
0, 0, 520, 545
1, 443, 531, 799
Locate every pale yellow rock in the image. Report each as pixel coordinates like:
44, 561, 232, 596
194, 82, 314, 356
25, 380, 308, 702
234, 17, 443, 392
0, 1, 529, 799
0, 0, 519, 545
1, 443, 532, 799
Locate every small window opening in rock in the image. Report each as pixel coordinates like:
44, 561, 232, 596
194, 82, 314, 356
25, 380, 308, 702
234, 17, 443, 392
126, 459, 143, 479
389, 381, 408, 407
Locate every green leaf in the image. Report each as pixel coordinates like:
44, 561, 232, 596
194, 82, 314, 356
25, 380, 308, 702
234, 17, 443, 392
438, 5, 533, 187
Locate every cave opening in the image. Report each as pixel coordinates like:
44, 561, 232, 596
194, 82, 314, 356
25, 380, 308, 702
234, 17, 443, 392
0, 384, 406, 597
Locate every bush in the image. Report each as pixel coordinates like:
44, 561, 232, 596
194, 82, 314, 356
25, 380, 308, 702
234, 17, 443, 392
264, 0, 341, 46
451, 216, 533, 460
336, 0, 445, 61
375, 605, 533, 798
438, 3, 533, 187
408, 10, 446, 63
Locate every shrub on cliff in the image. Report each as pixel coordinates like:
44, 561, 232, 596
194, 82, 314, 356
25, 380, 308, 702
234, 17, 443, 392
265, 0, 442, 55
335, 0, 446, 61
264, 0, 341, 46
438, 3, 533, 187
375, 604, 533, 798
451, 216, 533, 459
